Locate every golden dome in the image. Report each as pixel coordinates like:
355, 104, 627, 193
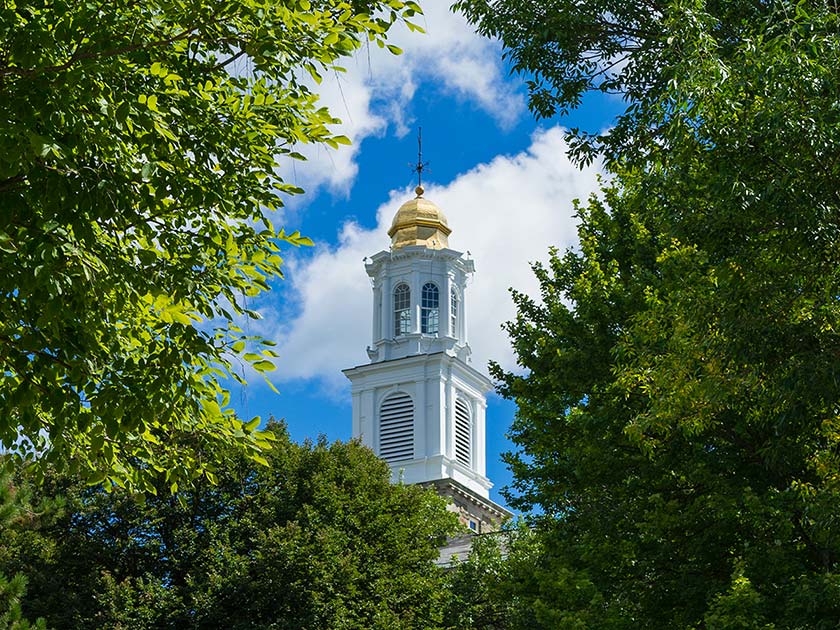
388, 185, 451, 250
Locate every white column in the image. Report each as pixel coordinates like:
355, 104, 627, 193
474, 397, 487, 476
443, 273, 453, 339
461, 272, 469, 345
430, 377, 445, 457
411, 267, 421, 334
360, 388, 376, 451
351, 391, 361, 439
371, 284, 381, 344
380, 273, 391, 342
415, 373, 426, 458
445, 373, 455, 460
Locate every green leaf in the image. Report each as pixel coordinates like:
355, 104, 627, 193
252, 360, 276, 372
0, 232, 15, 253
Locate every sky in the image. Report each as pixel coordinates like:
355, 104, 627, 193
229, 4, 622, 511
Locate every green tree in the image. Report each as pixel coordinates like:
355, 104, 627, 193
444, 532, 512, 630
442, 525, 540, 630
459, 0, 840, 626
455, 0, 800, 166
1, 422, 458, 629
0, 0, 421, 491
0, 472, 45, 630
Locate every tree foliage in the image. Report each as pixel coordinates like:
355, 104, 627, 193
460, 0, 840, 626
456, 0, 816, 166
0, 0, 421, 490
0, 422, 458, 629
442, 525, 540, 630
0, 472, 45, 630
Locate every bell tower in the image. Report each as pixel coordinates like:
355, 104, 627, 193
343, 185, 510, 532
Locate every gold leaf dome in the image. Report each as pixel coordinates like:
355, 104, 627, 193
388, 185, 451, 250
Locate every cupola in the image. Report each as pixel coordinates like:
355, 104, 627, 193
344, 170, 512, 535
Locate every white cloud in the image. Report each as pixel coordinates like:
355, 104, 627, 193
285, 73, 388, 196
366, 3, 524, 126
266, 126, 602, 389
285, 4, 525, 196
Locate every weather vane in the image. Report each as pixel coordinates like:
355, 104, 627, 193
409, 127, 429, 195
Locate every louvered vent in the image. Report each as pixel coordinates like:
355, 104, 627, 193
455, 397, 471, 466
379, 393, 414, 462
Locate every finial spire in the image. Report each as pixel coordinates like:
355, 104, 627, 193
409, 127, 429, 197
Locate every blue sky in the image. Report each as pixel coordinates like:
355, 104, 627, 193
229, 5, 622, 511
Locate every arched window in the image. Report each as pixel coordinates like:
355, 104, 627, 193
455, 397, 471, 467
394, 283, 410, 336
421, 282, 439, 334
379, 392, 414, 462
450, 287, 458, 336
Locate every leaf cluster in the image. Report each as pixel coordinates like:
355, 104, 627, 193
0, 423, 459, 629
0, 0, 421, 491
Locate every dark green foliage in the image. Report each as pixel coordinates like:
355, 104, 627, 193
0, 574, 44, 630
460, 0, 840, 626
455, 0, 821, 167
444, 532, 512, 630
442, 525, 544, 630
0, 423, 458, 629
0, 472, 45, 630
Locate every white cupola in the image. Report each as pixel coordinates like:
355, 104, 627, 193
343, 186, 506, 522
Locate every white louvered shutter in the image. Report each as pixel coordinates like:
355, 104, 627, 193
455, 397, 471, 467
379, 393, 414, 462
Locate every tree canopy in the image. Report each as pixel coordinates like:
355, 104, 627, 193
459, 0, 840, 626
456, 0, 818, 166
0, 0, 421, 491
0, 422, 458, 629
0, 470, 45, 630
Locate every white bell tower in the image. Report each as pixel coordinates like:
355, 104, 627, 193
343, 185, 510, 531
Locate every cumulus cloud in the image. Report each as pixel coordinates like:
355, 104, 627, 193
285, 4, 525, 196
285, 73, 388, 196
263, 126, 602, 390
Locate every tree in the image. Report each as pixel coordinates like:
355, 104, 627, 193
0, 422, 458, 629
0, 472, 45, 630
0, 0, 421, 491
442, 525, 540, 630
458, 0, 840, 626
455, 0, 798, 166
443, 532, 512, 630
